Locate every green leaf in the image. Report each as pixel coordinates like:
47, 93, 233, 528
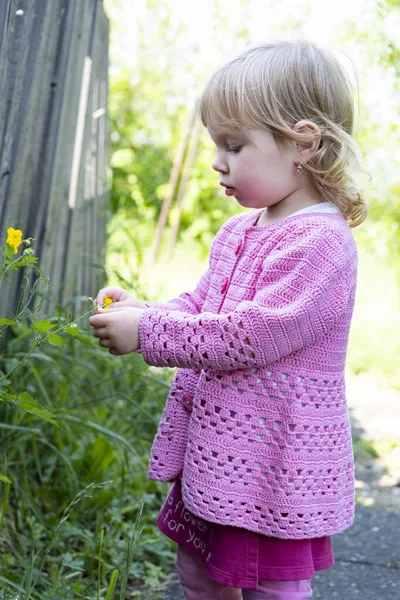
19, 403, 58, 427
0, 472, 11, 528
62, 415, 140, 459
6, 391, 58, 426
0, 473, 12, 484
88, 437, 116, 481
0, 318, 17, 326
46, 333, 67, 347
20, 255, 38, 265
66, 325, 92, 346
76, 334, 92, 347
9, 255, 38, 270
105, 570, 119, 600
66, 324, 80, 337
4, 243, 15, 261
33, 320, 56, 333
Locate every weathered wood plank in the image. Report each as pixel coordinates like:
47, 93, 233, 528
0, 0, 109, 320
0, 0, 42, 318
42, 1, 93, 311
6, 0, 67, 317
62, 0, 110, 311
62, 0, 98, 309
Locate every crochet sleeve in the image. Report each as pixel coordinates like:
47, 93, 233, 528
139, 224, 355, 371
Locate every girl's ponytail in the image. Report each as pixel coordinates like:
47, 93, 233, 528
302, 124, 368, 228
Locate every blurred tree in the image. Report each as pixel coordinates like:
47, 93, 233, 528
342, 0, 400, 257
371, 0, 400, 254
105, 0, 247, 256
105, 0, 400, 258
109, 69, 172, 219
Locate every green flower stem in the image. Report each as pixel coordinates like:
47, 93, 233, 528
0, 253, 27, 288
0, 306, 96, 386
0, 341, 41, 385
50, 307, 96, 337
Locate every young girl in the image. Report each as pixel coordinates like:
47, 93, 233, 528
89, 39, 367, 600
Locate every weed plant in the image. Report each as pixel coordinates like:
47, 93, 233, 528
0, 228, 176, 598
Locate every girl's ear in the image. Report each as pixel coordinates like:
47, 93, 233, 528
293, 120, 321, 161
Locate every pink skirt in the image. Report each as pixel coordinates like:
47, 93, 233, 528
157, 478, 335, 590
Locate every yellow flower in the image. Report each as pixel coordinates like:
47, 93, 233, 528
103, 295, 113, 309
7, 228, 23, 254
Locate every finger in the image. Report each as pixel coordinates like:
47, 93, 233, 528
88, 314, 109, 327
95, 287, 124, 306
92, 327, 108, 339
99, 338, 112, 348
92, 304, 115, 314
106, 299, 129, 307
94, 288, 108, 306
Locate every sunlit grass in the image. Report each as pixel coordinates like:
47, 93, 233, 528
349, 229, 400, 388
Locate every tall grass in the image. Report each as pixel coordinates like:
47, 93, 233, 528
348, 228, 400, 388
0, 323, 176, 598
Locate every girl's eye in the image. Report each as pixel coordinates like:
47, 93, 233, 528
228, 146, 242, 154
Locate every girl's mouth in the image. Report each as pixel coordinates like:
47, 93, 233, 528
224, 187, 236, 196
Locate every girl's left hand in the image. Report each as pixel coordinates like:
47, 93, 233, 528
88, 306, 144, 355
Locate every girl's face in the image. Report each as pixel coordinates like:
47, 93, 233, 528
209, 128, 299, 210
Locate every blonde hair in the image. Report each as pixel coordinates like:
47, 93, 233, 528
200, 40, 367, 228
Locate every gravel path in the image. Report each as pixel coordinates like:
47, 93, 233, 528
346, 372, 400, 512
347, 372, 400, 442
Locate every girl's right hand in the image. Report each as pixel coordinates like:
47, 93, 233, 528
94, 287, 148, 310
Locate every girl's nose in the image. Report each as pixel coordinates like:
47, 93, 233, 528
212, 152, 229, 174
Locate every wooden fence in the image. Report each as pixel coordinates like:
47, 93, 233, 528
0, 0, 109, 318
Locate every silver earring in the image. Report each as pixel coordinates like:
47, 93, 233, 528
296, 163, 303, 173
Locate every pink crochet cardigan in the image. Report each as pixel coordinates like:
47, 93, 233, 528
139, 209, 358, 539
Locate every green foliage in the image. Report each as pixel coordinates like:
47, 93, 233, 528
352, 436, 380, 461
0, 320, 176, 597
344, 0, 400, 256
0, 225, 176, 597
347, 226, 400, 389
106, 0, 242, 259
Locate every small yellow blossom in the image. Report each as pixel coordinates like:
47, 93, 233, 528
103, 295, 113, 309
7, 228, 23, 254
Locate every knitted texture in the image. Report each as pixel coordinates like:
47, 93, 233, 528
140, 210, 358, 539
148, 368, 199, 482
